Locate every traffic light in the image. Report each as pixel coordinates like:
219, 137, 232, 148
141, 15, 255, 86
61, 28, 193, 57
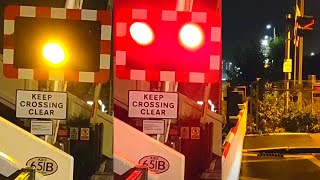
297, 15, 315, 36
3, 6, 112, 83
114, 7, 222, 83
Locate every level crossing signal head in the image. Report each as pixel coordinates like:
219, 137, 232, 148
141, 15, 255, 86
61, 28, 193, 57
114, 8, 222, 83
296, 15, 315, 37
3, 5, 112, 83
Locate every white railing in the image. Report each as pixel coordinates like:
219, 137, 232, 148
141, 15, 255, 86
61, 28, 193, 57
114, 118, 185, 180
222, 102, 248, 180
0, 116, 74, 179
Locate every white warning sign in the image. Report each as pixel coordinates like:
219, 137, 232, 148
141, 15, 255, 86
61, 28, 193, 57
128, 91, 178, 119
70, 127, 79, 140
143, 120, 165, 134
16, 90, 67, 119
30, 120, 53, 135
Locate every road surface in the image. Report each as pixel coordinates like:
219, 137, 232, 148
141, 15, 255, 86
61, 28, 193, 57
240, 133, 320, 179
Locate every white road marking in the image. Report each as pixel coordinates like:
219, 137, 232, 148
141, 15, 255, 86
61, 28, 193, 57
308, 156, 320, 168
239, 176, 269, 180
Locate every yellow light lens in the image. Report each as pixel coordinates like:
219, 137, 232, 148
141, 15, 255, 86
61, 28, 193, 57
179, 23, 204, 50
130, 22, 154, 45
42, 43, 65, 64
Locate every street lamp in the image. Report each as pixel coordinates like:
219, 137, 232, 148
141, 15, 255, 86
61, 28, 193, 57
266, 24, 276, 39
311, 52, 315, 56
228, 62, 232, 70
261, 39, 268, 46
42, 42, 65, 65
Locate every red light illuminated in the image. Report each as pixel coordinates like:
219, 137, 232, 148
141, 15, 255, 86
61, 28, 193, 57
179, 23, 204, 51
129, 22, 154, 45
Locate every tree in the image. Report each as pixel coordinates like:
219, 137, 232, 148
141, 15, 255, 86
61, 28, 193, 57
227, 40, 265, 86
268, 35, 285, 81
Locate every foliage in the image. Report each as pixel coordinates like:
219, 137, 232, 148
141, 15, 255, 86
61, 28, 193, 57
267, 36, 285, 81
254, 91, 320, 134
226, 66, 242, 87
68, 113, 90, 126
67, 82, 113, 114
280, 110, 319, 133
227, 40, 265, 86
258, 91, 284, 133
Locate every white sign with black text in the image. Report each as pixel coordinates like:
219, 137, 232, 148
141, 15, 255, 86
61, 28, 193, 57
128, 91, 178, 119
143, 120, 165, 134
16, 90, 67, 119
30, 120, 53, 135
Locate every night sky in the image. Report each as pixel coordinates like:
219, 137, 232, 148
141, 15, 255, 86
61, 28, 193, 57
0, 0, 319, 60
223, 0, 320, 59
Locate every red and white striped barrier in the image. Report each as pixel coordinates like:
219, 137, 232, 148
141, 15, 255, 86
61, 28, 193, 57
222, 102, 248, 180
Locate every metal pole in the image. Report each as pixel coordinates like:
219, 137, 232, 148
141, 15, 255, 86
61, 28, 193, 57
298, 0, 304, 109
90, 83, 102, 124
284, 14, 291, 111
200, 83, 212, 124
53, 81, 68, 144
294, 45, 297, 83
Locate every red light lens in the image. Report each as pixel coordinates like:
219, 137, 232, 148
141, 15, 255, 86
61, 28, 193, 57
129, 22, 154, 45
179, 23, 204, 51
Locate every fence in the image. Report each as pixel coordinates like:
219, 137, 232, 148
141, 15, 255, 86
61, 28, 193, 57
222, 102, 248, 180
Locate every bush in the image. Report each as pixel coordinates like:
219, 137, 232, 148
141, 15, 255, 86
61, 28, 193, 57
280, 110, 318, 132
258, 91, 285, 133
255, 91, 320, 134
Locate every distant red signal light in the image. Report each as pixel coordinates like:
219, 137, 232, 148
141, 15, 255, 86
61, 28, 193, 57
179, 23, 204, 51
130, 22, 154, 45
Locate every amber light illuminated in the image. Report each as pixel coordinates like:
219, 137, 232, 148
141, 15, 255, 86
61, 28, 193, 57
42, 42, 65, 65
130, 22, 154, 45
179, 23, 204, 50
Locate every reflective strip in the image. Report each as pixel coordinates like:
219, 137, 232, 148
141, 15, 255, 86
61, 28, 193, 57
132, 9, 147, 20
189, 72, 204, 83
3, 20, 14, 35
100, 54, 110, 69
20, 6, 36, 17
79, 72, 94, 82
210, 55, 220, 70
81, 9, 97, 21
162, 10, 177, 21
130, 70, 146, 80
3, 49, 14, 64
18, 69, 34, 79
115, 51, 126, 65
116, 22, 127, 37
160, 71, 175, 81
191, 12, 207, 23
211, 27, 221, 42
101, 25, 112, 40
51, 8, 66, 19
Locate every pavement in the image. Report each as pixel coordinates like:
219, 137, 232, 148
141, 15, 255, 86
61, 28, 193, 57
200, 158, 222, 180
243, 133, 320, 151
240, 133, 320, 180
